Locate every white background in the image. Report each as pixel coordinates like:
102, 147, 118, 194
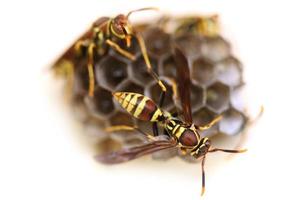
1, 0, 300, 200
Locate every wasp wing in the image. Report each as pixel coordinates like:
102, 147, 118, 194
96, 138, 177, 164
172, 46, 193, 124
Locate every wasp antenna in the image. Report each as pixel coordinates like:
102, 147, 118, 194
201, 156, 206, 196
208, 148, 247, 153
126, 7, 159, 18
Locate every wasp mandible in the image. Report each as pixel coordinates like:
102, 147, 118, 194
53, 8, 162, 97
97, 46, 246, 196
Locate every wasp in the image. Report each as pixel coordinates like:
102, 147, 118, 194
52, 7, 164, 97
97, 46, 246, 196
158, 14, 220, 37
175, 15, 220, 37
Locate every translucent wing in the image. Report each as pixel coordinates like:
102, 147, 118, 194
173, 46, 193, 124
96, 138, 177, 164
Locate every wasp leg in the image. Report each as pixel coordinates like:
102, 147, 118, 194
105, 125, 156, 141
152, 79, 166, 136
196, 115, 222, 131
54, 39, 89, 99
152, 82, 165, 137
152, 123, 159, 137
135, 33, 174, 137
73, 39, 97, 97
87, 43, 96, 97
136, 32, 167, 95
105, 39, 135, 60
155, 79, 179, 136
135, 33, 168, 137
152, 79, 179, 136
169, 78, 180, 102
74, 40, 86, 55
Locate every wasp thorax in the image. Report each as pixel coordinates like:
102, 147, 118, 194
179, 128, 199, 147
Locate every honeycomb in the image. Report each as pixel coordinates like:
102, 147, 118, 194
55, 16, 248, 162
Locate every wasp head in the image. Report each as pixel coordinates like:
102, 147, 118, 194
110, 8, 157, 47
111, 14, 133, 47
191, 137, 211, 159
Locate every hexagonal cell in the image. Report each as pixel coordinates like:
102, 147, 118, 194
73, 60, 89, 96
108, 113, 144, 145
192, 58, 215, 86
230, 85, 246, 112
115, 80, 144, 94
190, 84, 204, 111
112, 35, 141, 57
135, 120, 154, 135
144, 27, 171, 56
193, 107, 217, 127
133, 23, 152, 32
192, 107, 219, 137
109, 111, 134, 126
160, 55, 177, 79
84, 87, 115, 118
206, 82, 230, 113
134, 120, 165, 137
174, 34, 203, 59
219, 108, 246, 136
166, 105, 179, 116
95, 55, 128, 90
146, 79, 174, 110
130, 55, 159, 85
83, 117, 107, 138
71, 95, 90, 122
215, 57, 243, 87
201, 36, 231, 63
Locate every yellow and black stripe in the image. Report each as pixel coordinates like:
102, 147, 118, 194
165, 119, 200, 147
113, 92, 163, 122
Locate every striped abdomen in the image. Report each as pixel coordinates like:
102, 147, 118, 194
113, 92, 163, 122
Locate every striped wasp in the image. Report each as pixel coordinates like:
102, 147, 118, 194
52, 8, 160, 97
96, 46, 246, 196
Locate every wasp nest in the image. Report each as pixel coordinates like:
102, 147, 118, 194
57, 16, 248, 161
